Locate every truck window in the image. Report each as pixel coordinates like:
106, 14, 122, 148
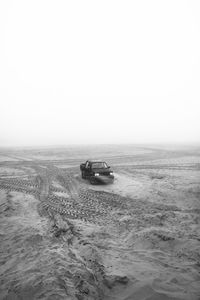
92, 162, 108, 169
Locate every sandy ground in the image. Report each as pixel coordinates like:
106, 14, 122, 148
0, 145, 200, 300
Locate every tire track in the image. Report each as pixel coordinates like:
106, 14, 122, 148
0, 164, 125, 223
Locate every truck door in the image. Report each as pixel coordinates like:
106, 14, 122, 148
85, 161, 90, 177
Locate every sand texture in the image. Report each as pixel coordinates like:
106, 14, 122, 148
0, 145, 200, 300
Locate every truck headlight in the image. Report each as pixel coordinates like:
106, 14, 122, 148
110, 172, 113, 175
94, 173, 100, 176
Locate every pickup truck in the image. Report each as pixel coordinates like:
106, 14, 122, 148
80, 160, 114, 184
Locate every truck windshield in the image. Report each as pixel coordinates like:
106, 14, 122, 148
92, 162, 108, 169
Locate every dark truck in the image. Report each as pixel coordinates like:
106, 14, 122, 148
80, 160, 114, 184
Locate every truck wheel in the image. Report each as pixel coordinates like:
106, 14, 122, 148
90, 177, 96, 185
82, 171, 86, 179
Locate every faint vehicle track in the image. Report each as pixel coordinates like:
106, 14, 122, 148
56, 173, 79, 199
118, 163, 200, 171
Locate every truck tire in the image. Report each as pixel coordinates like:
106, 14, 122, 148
90, 176, 96, 185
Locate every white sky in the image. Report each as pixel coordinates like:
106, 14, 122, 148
0, 0, 200, 146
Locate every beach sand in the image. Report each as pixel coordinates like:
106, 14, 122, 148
0, 145, 199, 299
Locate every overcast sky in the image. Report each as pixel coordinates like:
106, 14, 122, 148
0, 0, 200, 146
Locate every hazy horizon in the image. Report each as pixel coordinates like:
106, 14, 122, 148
1, 0, 200, 147
0, 142, 200, 151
